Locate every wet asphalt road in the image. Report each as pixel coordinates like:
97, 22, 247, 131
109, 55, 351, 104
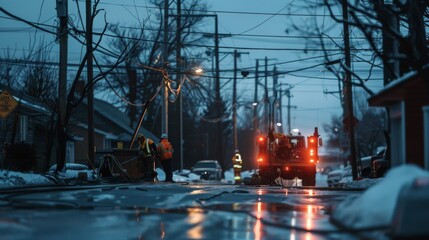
0, 182, 366, 240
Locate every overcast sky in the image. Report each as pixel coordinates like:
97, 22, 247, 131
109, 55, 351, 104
0, 0, 384, 139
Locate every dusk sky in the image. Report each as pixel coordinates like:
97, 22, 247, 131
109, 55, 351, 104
0, 0, 384, 139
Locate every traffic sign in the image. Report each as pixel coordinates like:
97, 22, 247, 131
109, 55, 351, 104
0, 91, 18, 118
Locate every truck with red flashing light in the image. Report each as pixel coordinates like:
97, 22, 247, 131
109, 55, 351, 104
254, 127, 322, 186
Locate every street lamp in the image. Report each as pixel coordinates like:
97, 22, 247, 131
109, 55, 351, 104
170, 13, 222, 165
179, 66, 203, 172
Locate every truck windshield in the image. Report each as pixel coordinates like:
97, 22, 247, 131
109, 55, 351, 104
289, 137, 305, 149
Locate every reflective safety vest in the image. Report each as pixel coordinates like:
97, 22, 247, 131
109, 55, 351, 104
233, 153, 242, 169
157, 139, 174, 160
140, 138, 154, 157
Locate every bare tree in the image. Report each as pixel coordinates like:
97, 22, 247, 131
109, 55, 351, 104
99, 0, 209, 130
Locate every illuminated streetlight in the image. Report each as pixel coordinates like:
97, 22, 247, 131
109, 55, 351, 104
179, 66, 203, 172
194, 67, 203, 75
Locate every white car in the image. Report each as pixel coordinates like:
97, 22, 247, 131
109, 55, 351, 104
191, 160, 223, 180
327, 165, 352, 187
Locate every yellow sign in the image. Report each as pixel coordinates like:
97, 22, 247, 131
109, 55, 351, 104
0, 91, 18, 118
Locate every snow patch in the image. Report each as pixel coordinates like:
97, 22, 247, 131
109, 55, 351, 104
331, 164, 429, 230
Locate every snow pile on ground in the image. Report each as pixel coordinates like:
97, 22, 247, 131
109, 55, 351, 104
342, 177, 382, 189
331, 164, 429, 232
0, 170, 54, 188
161, 169, 200, 182
223, 168, 255, 184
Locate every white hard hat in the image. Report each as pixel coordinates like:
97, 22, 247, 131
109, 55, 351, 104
161, 133, 168, 139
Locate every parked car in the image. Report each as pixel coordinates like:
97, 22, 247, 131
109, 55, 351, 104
191, 160, 223, 180
47, 163, 98, 182
327, 165, 352, 187
360, 147, 385, 178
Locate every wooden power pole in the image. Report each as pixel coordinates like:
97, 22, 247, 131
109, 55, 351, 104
342, 0, 358, 180
56, 0, 68, 172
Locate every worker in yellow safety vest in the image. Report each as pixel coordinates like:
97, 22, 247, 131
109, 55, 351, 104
232, 149, 242, 184
137, 133, 158, 179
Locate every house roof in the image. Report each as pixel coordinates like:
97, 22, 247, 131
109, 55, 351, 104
368, 70, 429, 106
0, 83, 50, 117
74, 98, 158, 142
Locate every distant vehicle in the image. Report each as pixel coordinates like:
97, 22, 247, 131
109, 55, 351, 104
317, 154, 342, 175
191, 160, 223, 180
360, 146, 386, 178
327, 165, 352, 187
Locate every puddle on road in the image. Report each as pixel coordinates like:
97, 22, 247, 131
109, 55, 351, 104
205, 202, 326, 217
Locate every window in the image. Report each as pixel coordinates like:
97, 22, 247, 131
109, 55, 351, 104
19, 115, 28, 142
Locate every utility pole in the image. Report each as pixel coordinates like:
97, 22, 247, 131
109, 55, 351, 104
56, 0, 67, 172
162, 0, 169, 136
231, 50, 249, 150
272, 65, 278, 132
285, 87, 296, 134
253, 60, 259, 131
264, 57, 269, 132
86, 0, 95, 168
262, 57, 279, 133
233, 50, 238, 151
407, 0, 428, 70
382, 2, 400, 85
170, 13, 219, 166
342, 0, 358, 180
176, 0, 183, 172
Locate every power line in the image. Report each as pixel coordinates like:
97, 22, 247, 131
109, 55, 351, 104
237, 0, 296, 35
87, 0, 343, 18
0, 24, 376, 41
0, 7, 57, 35
0, 15, 374, 52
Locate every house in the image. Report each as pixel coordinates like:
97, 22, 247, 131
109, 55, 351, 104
0, 84, 53, 172
0, 84, 157, 171
368, 71, 429, 170
70, 98, 158, 165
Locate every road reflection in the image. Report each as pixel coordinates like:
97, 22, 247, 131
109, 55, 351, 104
186, 208, 205, 239
130, 187, 332, 240
253, 201, 263, 240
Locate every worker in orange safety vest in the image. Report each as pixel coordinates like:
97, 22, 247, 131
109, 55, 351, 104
157, 133, 175, 182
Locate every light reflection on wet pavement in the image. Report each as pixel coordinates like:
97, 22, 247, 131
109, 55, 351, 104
0, 183, 364, 240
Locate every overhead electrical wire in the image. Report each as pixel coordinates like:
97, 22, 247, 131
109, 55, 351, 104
87, 0, 343, 18
0, 3, 380, 82
237, 0, 295, 35
0, 13, 375, 52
